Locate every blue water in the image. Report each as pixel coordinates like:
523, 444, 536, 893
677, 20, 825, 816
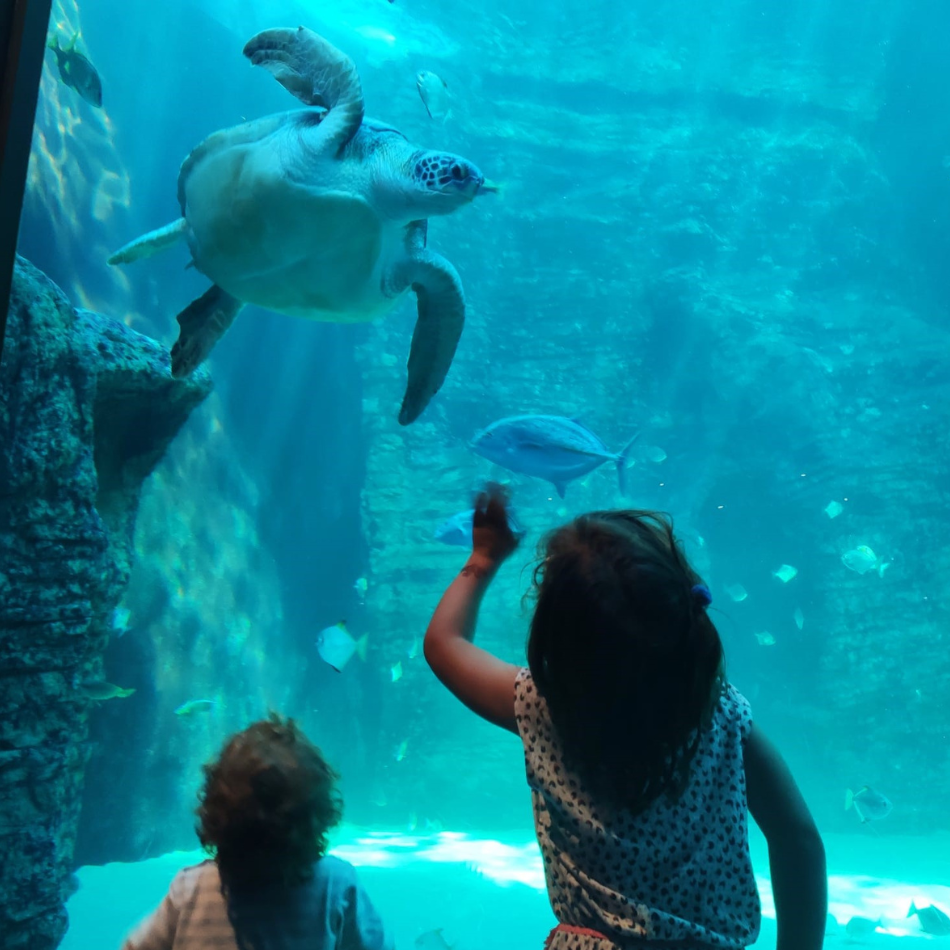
14, 0, 950, 945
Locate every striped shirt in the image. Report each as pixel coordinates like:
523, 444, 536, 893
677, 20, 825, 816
121, 857, 392, 950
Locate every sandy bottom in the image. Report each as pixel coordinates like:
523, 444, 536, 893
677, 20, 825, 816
63, 826, 950, 948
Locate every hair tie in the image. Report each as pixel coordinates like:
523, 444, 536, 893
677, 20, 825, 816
691, 584, 713, 607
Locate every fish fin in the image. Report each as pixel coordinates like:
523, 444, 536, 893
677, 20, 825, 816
47, 34, 59, 51
616, 431, 640, 495
555, 483, 567, 499
185, 259, 196, 271
423, 101, 434, 119
878, 560, 890, 577
355, 634, 369, 662
909, 902, 918, 919
844, 789, 853, 811
337, 620, 347, 630
67, 32, 79, 51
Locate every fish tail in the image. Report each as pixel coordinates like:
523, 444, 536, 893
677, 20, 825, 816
355, 634, 369, 662
616, 431, 640, 496
844, 789, 853, 811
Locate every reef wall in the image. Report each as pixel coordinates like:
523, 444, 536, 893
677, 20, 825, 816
0, 257, 210, 949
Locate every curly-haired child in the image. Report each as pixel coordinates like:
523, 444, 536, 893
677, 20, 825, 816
122, 714, 391, 950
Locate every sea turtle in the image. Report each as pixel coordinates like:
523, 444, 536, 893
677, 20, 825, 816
108, 26, 495, 424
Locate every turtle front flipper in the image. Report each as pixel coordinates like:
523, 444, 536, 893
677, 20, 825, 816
243, 27, 364, 151
170, 285, 244, 378
387, 243, 465, 425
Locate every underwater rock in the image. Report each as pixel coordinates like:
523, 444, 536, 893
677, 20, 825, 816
0, 256, 210, 949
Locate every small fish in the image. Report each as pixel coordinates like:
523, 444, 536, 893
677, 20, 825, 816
316, 621, 369, 672
845, 916, 881, 937
824, 500, 844, 519
47, 33, 103, 108
111, 606, 132, 637
725, 583, 748, 603
407, 812, 419, 832
407, 637, 421, 660
755, 632, 775, 646
354, 577, 369, 597
391, 661, 403, 683
416, 70, 451, 121
773, 564, 798, 583
643, 445, 667, 463
174, 699, 216, 717
81, 681, 135, 701
842, 545, 890, 577
415, 928, 455, 950
434, 508, 525, 547
470, 415, 639, 498
394, 739, 408, 762
793, 607, 804, 630
845, 786, 892, 823
908, 902, 950, 936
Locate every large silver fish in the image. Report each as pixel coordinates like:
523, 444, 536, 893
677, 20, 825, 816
470, 415, 638, 498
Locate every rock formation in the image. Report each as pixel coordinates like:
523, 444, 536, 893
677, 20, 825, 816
0, 257, 211, 950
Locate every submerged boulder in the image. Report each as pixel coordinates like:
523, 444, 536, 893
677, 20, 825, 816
0, 256, 211, 950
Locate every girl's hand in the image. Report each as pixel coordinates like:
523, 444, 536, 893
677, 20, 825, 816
471, 483, 520, 567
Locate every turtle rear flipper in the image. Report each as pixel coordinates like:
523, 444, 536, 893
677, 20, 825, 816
243, 27, 363, 151
388, 247, 465, 425
171, 285, 243, 377
108, 218, 188, 265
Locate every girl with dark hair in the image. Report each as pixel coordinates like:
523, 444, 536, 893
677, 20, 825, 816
424, 486, 827, 950
122, 714, 392, 950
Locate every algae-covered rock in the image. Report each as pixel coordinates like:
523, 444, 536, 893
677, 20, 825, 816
0, 256, 210, 950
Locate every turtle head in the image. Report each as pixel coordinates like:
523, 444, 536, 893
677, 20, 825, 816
408, 150, 489, 214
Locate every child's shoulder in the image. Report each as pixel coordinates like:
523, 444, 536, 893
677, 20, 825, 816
719, 682, 754, 736
313, 853, 360, 887
167, 858, 218, 901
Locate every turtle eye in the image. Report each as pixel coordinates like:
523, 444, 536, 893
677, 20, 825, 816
450, 163, 465, 180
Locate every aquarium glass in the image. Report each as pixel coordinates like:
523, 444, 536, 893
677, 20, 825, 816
6, 0, 950, 947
